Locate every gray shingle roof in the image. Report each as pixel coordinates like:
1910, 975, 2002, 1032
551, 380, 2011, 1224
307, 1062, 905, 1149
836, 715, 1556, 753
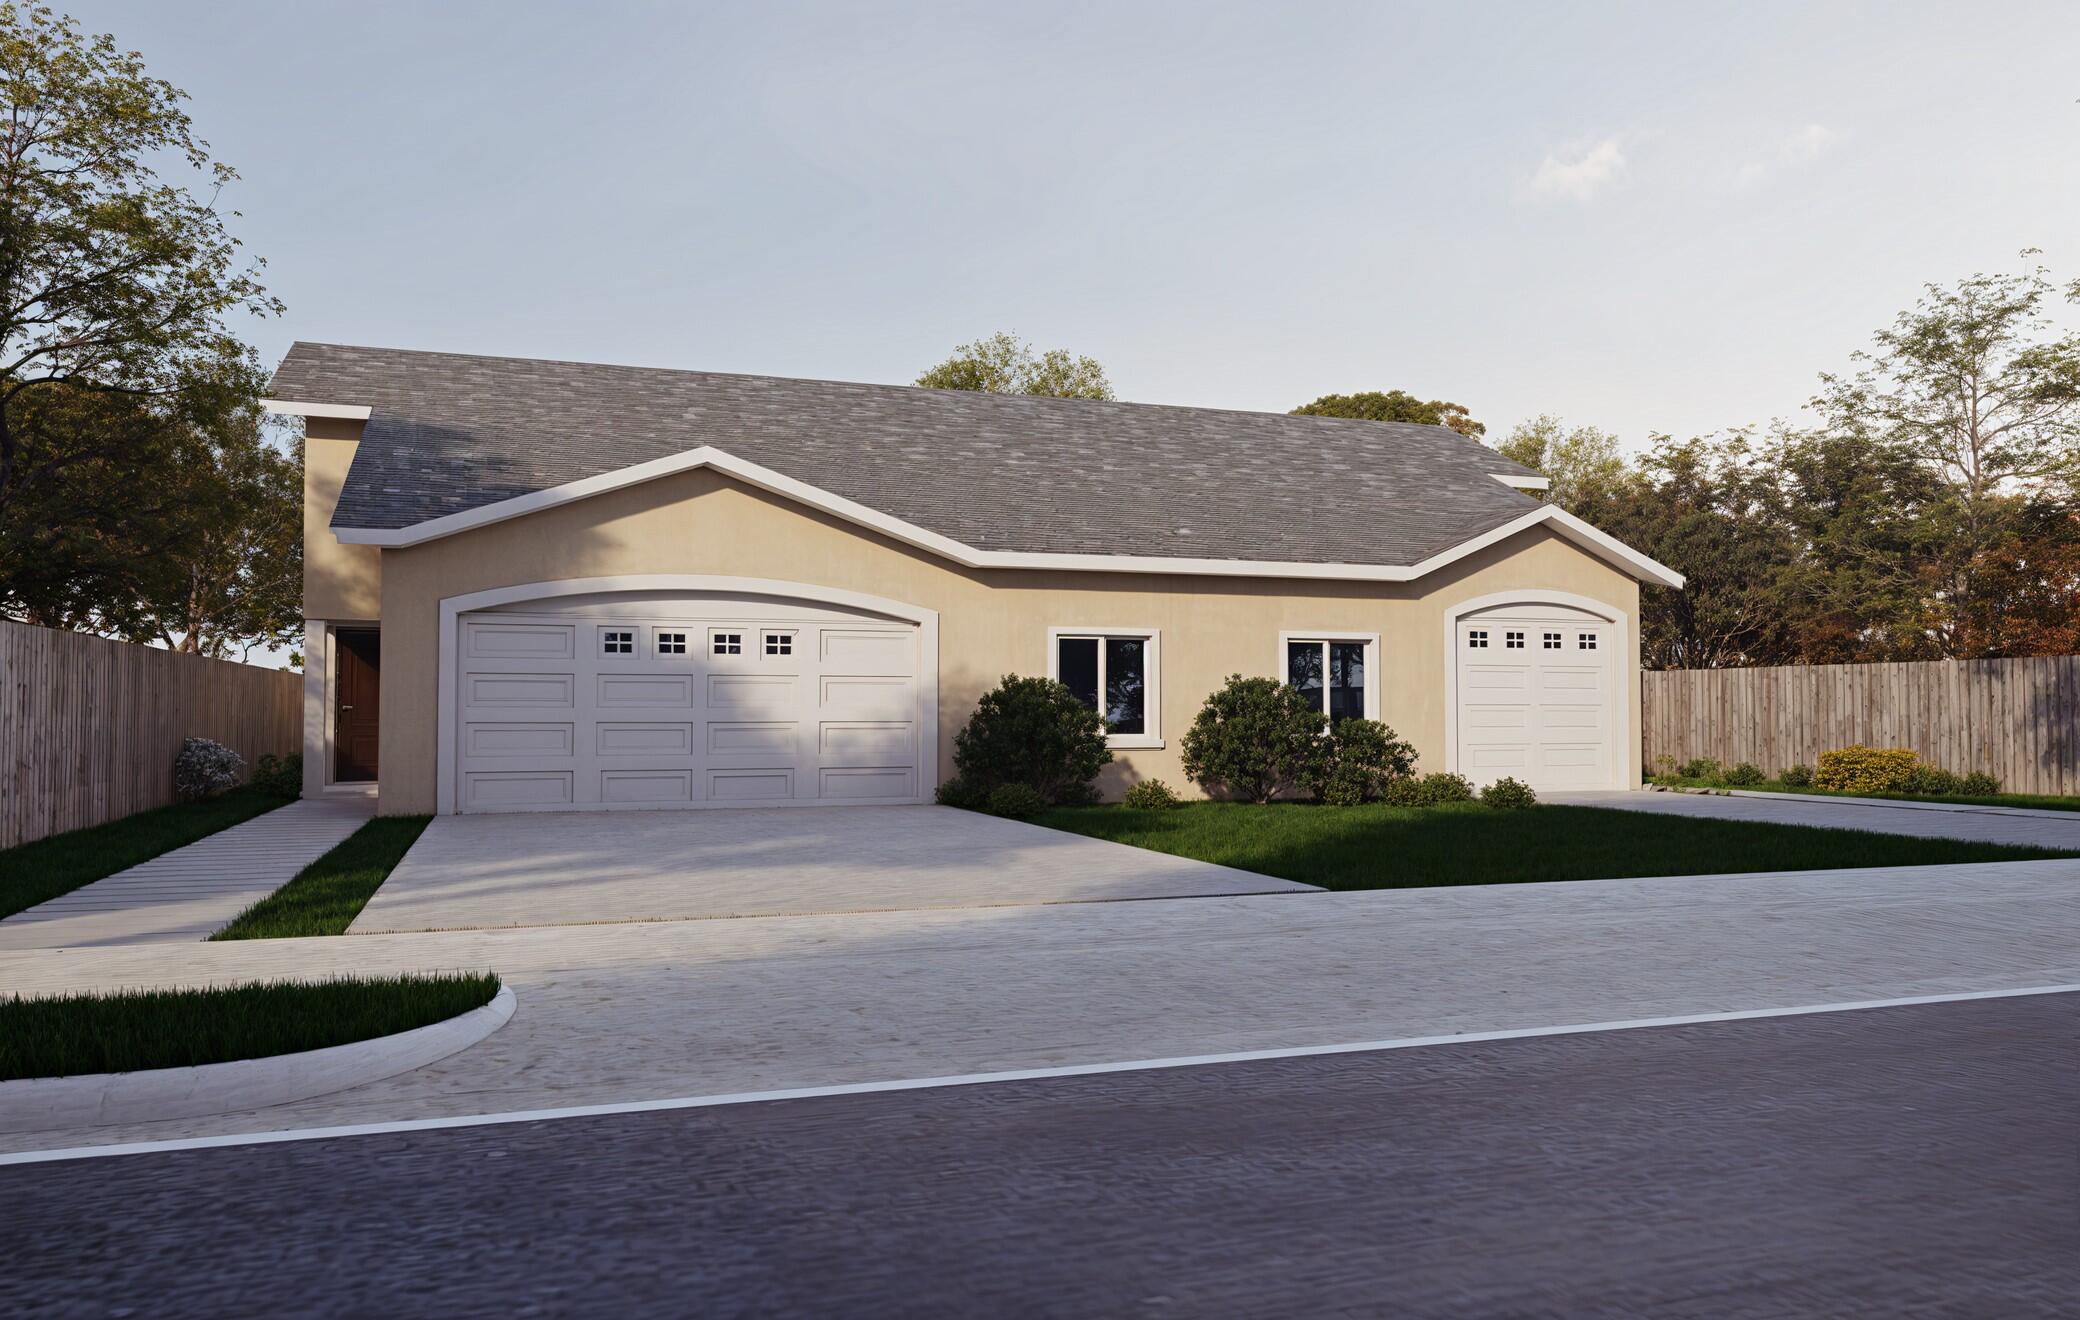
270, 342, 1546, 566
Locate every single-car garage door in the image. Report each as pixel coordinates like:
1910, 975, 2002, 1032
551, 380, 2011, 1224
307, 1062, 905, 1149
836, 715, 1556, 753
453, 589, 929, 812
1455, 602, 1620, 791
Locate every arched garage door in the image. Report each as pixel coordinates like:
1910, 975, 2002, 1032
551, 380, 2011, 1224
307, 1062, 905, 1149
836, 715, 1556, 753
451, 587, 930, 812
1454, 600, 1621, 791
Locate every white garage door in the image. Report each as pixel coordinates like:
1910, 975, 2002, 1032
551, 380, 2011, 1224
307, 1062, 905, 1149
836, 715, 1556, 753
454, 590, 927, 812
1455, 604, 1619, 791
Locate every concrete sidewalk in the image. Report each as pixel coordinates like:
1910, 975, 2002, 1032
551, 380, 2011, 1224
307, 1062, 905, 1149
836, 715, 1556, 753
1548, 789, 2080, 850
5, 855, 2074, 1153
0, 795, 376, 950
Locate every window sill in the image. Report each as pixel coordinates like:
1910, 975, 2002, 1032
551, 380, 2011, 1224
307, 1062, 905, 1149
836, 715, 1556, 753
1105, 735, 1165, 750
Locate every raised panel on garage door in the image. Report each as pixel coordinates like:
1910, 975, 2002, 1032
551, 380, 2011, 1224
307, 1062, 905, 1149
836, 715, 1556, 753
454, 597, 927, 812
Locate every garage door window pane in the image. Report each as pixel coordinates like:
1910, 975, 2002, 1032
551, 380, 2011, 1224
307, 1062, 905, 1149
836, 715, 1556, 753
1104, 638, 1145, 735
1058, 637, 1100, 711
1328, 642, 1365, 722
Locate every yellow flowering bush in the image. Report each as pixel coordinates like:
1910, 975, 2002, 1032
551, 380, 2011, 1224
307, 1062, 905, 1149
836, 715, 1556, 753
1814, 745, 1920, 794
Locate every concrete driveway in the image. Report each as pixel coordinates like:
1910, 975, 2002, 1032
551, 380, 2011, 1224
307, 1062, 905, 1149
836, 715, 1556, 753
1547, 789, 2080, 849
347, 806, 1315, 932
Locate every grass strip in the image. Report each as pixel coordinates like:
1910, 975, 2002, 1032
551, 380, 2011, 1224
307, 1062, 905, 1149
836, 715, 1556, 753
0, 972, 500, 1082
211, 815, 432, 940
0, 789, 289, 921
1645, 777, 2080, 813
1032, 801, 2074, 890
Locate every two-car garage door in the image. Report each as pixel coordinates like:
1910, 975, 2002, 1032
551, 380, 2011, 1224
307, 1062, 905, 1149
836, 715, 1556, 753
453, 590, 927, 812
1455, 602, 1621, 791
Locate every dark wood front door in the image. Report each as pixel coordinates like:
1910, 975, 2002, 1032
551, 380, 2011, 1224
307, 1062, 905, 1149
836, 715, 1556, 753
335, 628, 381, 782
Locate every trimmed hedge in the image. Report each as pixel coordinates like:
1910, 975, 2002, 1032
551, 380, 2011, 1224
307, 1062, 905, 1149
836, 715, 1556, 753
1815, 745, 1920, 794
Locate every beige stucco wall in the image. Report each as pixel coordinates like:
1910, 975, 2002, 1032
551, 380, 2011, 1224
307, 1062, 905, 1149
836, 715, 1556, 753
303, 417, 381, 622
369, 469, 1643, 814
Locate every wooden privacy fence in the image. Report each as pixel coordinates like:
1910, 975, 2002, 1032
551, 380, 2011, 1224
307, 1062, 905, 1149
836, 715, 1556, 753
1642, 655, 2080, 795
0, 620, 303, 849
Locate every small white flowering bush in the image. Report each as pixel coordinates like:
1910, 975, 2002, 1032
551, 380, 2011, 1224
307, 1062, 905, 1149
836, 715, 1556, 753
174, 737, 245, 801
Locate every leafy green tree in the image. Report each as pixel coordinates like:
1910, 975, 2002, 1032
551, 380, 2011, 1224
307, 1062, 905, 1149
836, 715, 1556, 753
1493, 415, 1632, 515
1811, 255, 2080, 654
917, 332, 1114, 400
0, 3, 283, 649
1291, 390, 1484, 438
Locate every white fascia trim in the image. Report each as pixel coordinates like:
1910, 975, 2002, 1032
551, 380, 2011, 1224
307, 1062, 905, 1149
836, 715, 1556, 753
1489, 472, 1552, 491
333, 445, 1685, 588
1046, 627, 1163, 748
261, 399, 373, 420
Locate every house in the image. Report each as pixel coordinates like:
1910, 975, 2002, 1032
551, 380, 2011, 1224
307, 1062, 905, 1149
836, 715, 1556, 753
269, 343, 1683, 814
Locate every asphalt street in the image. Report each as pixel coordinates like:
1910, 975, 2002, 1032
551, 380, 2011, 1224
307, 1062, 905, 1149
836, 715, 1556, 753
3, 993, 2073, 1319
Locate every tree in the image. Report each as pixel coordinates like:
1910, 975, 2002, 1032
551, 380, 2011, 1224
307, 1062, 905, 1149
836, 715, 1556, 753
916, 331, 1114, 400
0, 3, 283, 649
1811, 255, 2080, 655
1493, 415, 1631, 515
1291, 390, 1484, 438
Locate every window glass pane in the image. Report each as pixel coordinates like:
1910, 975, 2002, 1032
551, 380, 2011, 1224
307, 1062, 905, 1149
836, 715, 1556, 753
1058, 637, 1099, 711
1287, 641, 1324, 713
1104, 637, 1145, 734
1328, 642, 1366, 722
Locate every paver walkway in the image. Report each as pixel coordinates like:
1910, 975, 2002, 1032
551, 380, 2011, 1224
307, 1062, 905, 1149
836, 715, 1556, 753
350, 806, 1314, 932
6, 854, 2073, 1152
0, 795, 375, 950
1548, 788, 2080, 850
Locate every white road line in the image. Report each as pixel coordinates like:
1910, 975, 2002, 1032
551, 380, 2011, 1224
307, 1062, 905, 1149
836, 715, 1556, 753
6, 982, 2075, 1167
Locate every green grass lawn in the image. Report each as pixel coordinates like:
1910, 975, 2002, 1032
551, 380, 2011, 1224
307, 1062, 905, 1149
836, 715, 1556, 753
1032, 801, 2074, 890
1646, 776, 2080, 813
0, 972, 500, 1082
0, 789, 289, 921
210, 815, 432, 939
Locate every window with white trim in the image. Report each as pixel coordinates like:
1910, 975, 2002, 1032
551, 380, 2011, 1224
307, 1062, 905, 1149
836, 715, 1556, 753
1467, 629, 1488, 649
1505, 630, 1525, 650
1286, 638, 1369, 722
763, 631, 793, 657
710, 631, 743, 656
656, 631, 686, 655
1543, 631, 1562, 649
1052, 631, 1155, 740
1577, 632, 1598, 650
601, 629, 634, 655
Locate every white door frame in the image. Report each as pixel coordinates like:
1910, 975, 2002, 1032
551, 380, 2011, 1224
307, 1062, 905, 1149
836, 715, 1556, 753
436, 575, 940, 815
1441, 589, 1629, 790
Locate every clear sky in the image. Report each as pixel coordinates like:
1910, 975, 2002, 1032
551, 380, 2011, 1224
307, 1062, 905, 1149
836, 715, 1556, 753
76, 0, 2080, 448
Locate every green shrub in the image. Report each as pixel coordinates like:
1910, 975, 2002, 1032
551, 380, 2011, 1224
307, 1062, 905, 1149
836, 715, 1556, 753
1678, 757, 1722, 781
933, 776, 991, 810
1780, 763, 1814, 788
1479, 777, 1537, 809
1301, 718, 1418, 805
251, 753, 302, 798
1903, 765, 1961, 795
1959, 771, 2001, 797
1815, 745, 1919, 794
952, 675, 1112, 804
1651, 753, 1679, 780
1180, 675, 1324, 803
1380, 776, 1427, 807
1410, 771, 1475, 805
1120, 779, 1182, 810
1723, 761, 1765, 787
984, 783, 1049, 820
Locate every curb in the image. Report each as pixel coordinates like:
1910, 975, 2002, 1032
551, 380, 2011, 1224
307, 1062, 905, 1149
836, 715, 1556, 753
0, 985, 516, 1134
1643, 785, 2078, 822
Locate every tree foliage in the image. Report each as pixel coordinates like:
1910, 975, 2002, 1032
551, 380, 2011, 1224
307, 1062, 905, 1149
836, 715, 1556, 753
1291, 389, 1484, 438
0, 3, 287, 654
917, 331, 1114, 400
1506, 256, 2079, 667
